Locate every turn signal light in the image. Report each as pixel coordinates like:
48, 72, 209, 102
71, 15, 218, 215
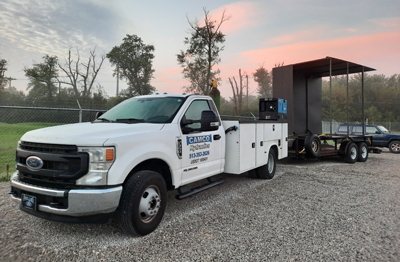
106, 148, 114, 161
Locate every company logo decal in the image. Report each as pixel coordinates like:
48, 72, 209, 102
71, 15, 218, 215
186, 134, 212, 145
26, 156, 44, 171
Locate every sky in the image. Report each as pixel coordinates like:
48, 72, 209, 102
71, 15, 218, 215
0, 0, 399, 99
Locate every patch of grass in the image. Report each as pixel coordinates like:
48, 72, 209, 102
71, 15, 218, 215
0, 122, 62, 181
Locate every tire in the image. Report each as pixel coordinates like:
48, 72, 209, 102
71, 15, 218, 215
304, 134, 321, 158
338, 141, 349, 156
257, 149, 277, 179
388, 140, 400, 154
117, 170, 167, 236
357, 142, 368, 162
247, 169, 259, 178
344, 142, 358, 164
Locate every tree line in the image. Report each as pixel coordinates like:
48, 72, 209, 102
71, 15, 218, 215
322, 74, 400, 123
1, 7, 399, 122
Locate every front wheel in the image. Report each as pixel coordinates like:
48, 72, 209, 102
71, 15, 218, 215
388, 140, 400, 154
117, 170, 167, 236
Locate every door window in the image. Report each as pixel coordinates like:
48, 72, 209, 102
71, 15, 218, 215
183, 100, 211, 130
352, 126, 362, 134
366, 126, 379, 134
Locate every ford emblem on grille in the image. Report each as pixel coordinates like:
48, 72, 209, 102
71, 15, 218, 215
26, 156, 44, 171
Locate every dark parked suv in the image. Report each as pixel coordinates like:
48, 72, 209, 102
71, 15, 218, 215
335, 124, 400, 153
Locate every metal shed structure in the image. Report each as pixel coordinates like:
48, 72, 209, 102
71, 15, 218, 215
272, 57, 375, 136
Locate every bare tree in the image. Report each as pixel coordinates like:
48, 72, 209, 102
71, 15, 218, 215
177, 8, 230, 94
58, 47, 105, 97
228, 69, 246, 115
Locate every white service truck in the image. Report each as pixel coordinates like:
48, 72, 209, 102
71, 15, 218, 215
10, 94, 288, 236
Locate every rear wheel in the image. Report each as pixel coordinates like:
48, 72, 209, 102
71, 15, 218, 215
304, 134, 321, 158
257, 149, 277, 179
388, 140, 400, 154
248, 149, 277, 179
344, 142, 358, 164
357, 142, 368, 162
117, 170, 167, 236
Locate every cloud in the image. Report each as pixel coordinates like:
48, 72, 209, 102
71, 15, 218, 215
267, 28, 326, 46
0, 0, 121, 59
162, 67, 182, 75
240, 31, 400, 75
371, 17, 400, 28
206, 1, 261, 34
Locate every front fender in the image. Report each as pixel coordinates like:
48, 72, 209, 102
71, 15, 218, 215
105, 130, 181, 185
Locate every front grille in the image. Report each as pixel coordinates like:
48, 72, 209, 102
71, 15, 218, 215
16, 141, 88, 189
20, 141, 77, 154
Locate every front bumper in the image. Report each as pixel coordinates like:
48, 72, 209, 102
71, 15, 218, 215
10, 172, 122, 217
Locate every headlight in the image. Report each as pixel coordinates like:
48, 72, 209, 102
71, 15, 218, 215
76, 147, 115, 186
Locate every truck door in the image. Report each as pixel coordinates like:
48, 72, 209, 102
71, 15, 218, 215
180, 99, 224, 185
366, 126, 385, 146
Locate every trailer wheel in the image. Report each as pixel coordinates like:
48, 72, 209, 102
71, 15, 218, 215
357, 142, 368, 162
344, 142, 358, 164
389, 140, 400, 154
257, 149, 277, 179
117, 170, 167, 236
304, 134, 321, 158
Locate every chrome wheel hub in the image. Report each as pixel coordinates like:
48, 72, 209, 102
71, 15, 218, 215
351, 147, 357, 160
139, 187, 161, 223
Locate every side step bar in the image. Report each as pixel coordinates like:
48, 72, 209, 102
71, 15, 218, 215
175, 176, 225, 200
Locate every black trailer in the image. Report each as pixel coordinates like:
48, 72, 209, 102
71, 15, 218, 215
272, 57, 376, 163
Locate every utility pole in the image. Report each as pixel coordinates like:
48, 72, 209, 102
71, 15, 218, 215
246, 75, 249, 109
6, 77, 16, 88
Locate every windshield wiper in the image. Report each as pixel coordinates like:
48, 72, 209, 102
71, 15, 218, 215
116, 118, 146, 123
96, 118, 115, 123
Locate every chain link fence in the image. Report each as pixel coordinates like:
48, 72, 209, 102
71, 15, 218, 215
0, 105, 106, 180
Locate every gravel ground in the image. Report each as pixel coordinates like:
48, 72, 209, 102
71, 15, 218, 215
0, 149, 399, 261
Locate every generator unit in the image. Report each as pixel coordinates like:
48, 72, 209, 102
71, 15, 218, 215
259, 98, 287, 120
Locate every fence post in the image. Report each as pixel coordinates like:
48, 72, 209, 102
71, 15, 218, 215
76, 100, 82, 123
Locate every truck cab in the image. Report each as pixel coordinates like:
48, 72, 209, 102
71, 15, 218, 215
10, 94, 287, 236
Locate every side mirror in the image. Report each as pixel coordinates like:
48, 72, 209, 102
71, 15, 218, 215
375, 131, 381, 134
201, 110, 220, 132
95, 111, 104, 119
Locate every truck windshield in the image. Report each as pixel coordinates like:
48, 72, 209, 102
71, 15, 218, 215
96, 97, 186, 123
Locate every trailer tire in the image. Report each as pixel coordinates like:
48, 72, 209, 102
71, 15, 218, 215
388, 140, 400, 154
344, 142, 358, 164
357, 142, 368, 162
304, 134, 321, 158
117, 170, 167, 236
257, 149, 276, 179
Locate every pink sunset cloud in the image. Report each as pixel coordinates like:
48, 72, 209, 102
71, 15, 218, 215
240, 31, 400, 75
162, 67, 182, 75
206, 1, 261, 34
268, 28, 326, 46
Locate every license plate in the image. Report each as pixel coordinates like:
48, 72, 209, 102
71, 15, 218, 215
21, 194, 37, 210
